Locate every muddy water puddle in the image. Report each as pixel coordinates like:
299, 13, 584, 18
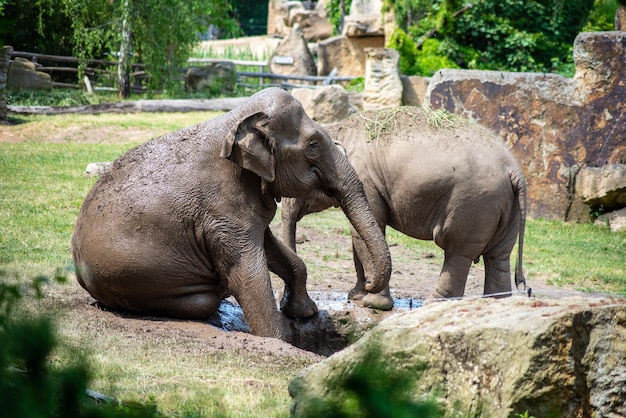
209, 291, 423, 333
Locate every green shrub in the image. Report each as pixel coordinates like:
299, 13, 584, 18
298, 343, 442, 418
0, 273, 160, 418
384, 0, 597, 75
415, 38, 460, 76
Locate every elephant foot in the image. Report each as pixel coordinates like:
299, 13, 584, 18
347, 286, 367, 301
279, 289, 318, 319
361, 292, 394, 311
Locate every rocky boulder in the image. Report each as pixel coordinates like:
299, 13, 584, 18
401, 75, 430, 106
184, 61, 236, 94
317, 35, 384, 77
576, 164, 626, 210
289, 296, 626, 418
342, 0, 385, 37
362, 48, 403, 111
595, 207, 626, 232
291, 84, 356, 124
425, 32, 626, 220
268, 23, 317, 78
288, 8, 333, 42
8, 57, 52, 90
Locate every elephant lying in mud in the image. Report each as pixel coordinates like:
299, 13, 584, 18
281, 107, 527, 310
71, 88, 391, 343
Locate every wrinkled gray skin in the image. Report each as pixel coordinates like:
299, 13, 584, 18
281, 108, 526, 310
71, 88, 391, 343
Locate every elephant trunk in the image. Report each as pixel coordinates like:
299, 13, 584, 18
328, 148, 391, 294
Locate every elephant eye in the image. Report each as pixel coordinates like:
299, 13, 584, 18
306, 138, 321, 158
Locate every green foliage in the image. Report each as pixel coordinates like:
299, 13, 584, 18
0, 0, 75, 56
415, 38, 460, 76
326, 0, 352, 35
387, 28, 419, 74
230, 0, 268, 36
582, 0, 621, 31
384, 0, 597, 75
2, 0, 239, 93
345, 76, 364, 93
6, 88, 119, 107
0, 273, 159, 417
299, 342, 442, 418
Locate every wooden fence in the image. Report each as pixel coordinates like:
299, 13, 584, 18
9, 51, 357, 92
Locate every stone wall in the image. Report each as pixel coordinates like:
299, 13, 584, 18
425, 32, 626, 220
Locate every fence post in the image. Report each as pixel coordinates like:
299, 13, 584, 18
0, 45, 13, 124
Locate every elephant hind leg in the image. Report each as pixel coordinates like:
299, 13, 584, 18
430, 254, 472, 299
144, 291, 223, 320
483, 256, 512, 298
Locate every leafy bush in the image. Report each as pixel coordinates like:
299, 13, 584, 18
0, 272, 159, 418
582, 0, 622, 31
325, 0, 352, 35
384, 0, 599, 75
298, 343, 442, 418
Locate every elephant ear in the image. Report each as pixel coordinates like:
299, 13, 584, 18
220, 112, 276, 182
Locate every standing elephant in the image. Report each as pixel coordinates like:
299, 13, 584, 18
281, 107, 526, 310
71, 88, 391, 343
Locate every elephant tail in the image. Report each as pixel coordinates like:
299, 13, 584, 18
511, 168, 527, 291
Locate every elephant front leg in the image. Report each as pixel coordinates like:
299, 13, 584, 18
430, 254, 472, 300
264, 228, 318, 318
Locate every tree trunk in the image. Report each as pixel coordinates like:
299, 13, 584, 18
117, 0, 132, 99
0, 46, 12, 124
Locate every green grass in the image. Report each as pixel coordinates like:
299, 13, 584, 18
291, 208, 626, 296
0, 142, 128, 278
524, 219, 626, 292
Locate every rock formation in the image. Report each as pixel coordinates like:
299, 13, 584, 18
291, 84, 356, 123
267, 0, 333, 42
185, 61, 236, 94
268, 23, 317, 78
362, 48, 403, 110
425, 32, 626, 221
7, 57, 52, 90
290, 296, 626, 418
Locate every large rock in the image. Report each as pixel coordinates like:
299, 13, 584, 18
317, 35, 384, 77
7, 57, 52, 90
425, 32, 626, 220
291, 84, 356, 123
184, 61, 236, 94
362, 48, 403, 111
595, 206, 626, 232
290, 297, 626, 418
288, 9, 333, 42
342, 0, 385, 37
576, 164, 626, 209
268, 23, 317, 78
401, 75, 430, 106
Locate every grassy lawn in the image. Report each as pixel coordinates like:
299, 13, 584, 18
1, 112, 625, 417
